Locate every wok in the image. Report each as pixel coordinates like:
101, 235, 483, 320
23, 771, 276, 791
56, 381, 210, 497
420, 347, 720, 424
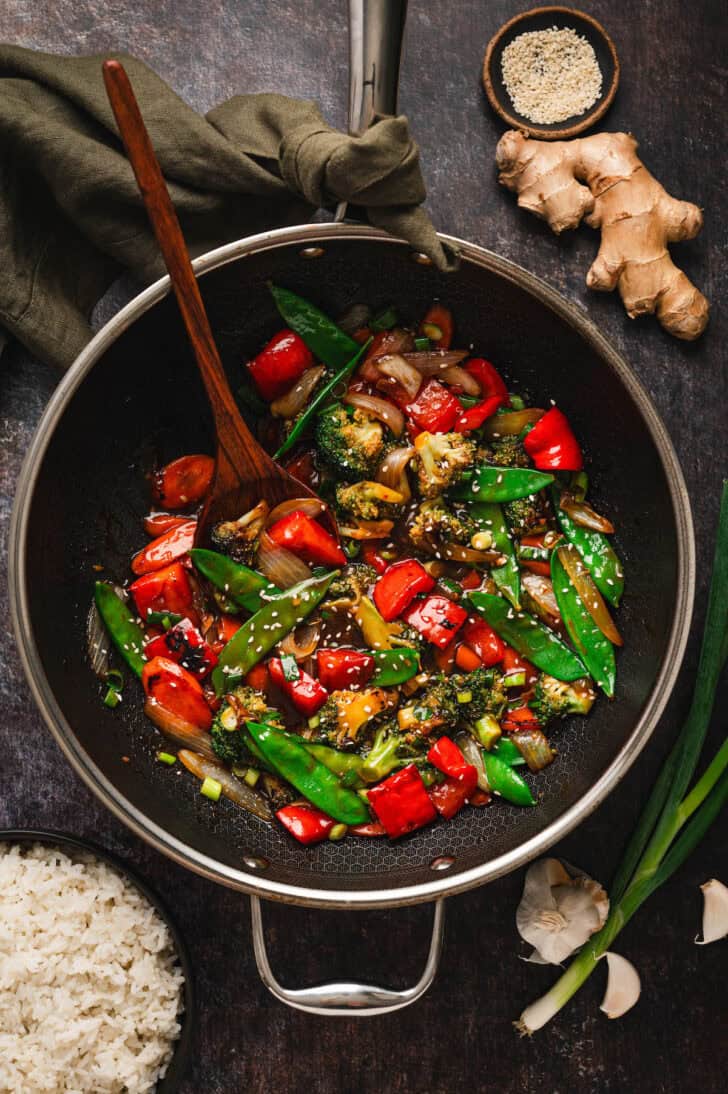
9, 1, 694, 1014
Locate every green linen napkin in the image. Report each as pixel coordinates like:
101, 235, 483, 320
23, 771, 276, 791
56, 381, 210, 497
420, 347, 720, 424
0, 45, 456, 369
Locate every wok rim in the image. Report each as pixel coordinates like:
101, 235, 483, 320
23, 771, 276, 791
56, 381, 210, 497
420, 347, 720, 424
9, 223, 695, 909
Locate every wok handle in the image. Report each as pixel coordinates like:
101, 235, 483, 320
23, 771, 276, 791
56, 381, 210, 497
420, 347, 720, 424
335, 0, 408, 222
250, 894, 444, 1016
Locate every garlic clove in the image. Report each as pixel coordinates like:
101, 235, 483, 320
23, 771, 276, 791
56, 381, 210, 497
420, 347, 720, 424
599, 952, 641, 1019
695, 878, 728, 945
517, 858, 609, 965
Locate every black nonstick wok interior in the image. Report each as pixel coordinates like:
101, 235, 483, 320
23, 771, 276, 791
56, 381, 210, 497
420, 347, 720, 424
15, 230, 692, 905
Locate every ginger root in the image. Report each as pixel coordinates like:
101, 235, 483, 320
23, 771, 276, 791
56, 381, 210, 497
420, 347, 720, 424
496, 131, 709, 340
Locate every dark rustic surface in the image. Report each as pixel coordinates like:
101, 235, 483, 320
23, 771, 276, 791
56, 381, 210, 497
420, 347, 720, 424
1, 2, 726, 1091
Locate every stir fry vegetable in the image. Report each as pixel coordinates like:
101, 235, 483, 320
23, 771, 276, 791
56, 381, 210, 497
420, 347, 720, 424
92, 293, 626, 845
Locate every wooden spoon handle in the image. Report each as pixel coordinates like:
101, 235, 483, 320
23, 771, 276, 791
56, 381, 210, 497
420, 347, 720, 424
102, 59, 259, 462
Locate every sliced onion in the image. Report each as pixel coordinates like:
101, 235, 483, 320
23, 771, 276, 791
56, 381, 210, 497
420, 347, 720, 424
442, 541, 506, 565
344, 391, 404, 438
456, 733, 490, 792
257, 530, 310, 588
377, 446, 415, 503
144, 698, 216, 760
266, 497, 324, 526
401, 349, 469, 375
557, 544, 623, 646
338, 519, 395, 540
375, 354, 422, 399
522, 572, 562, 629
560, 492, 615, 534
482, 408, 545, 439
271, 366, 325, 419
178, 749, 273, 821
512, 727, 556, 772
440, 365, 480, 394
279, 619, 321, 661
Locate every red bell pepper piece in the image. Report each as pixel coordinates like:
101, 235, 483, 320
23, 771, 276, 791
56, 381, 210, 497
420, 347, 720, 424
428, 777, 473, 820
401, 595, 468, 649
267, 510, 346, 568
502, 705, 543, 733
152, 454, 214, 509
460, 569, 483, 591
523, 406, 583, 471
144, 618, 217, 679
361, 540, 389, 575
247, 329, 314, 401
465, 358, 508, 401
268, 657, 328, 717
519, 532, 561, 577
131, 519, 197, 576
131, 562, 197, 624
462, 615, 505, 667
208, 615, 243, 656
427, 736, 478, 789
373, 559, 435, 622
502, 644, 538, 686
316, 648, 375, 691
454, 644, 482, 672
454, 393, 506, 434
433, 641, 457, 674
419, 303, 453, 349
143, 513, 190, 538
367, 764, 437, 839
276, 804, 334, 845
142, 656, 213, 730
406, 379, 461, 434
243, 661, 269, 693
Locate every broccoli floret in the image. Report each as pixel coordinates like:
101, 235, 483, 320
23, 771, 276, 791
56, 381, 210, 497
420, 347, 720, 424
408, 497, 476, 554
315, 687, 398, 749
482, 435, 529, 468
397, 676, 459, 736
412, 431, 476, 499
452, 667, 507, 746
211, 500, 268, 565
316, 404, 386, 480
529, 673, 595, 724
210, 685, 280, 767
359, 720, 431, 782
335, 480, 404, 522
504, 491, 552, 537
323, 562, 377, 608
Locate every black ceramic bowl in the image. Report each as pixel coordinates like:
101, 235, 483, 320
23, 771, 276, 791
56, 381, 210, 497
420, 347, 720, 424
483, 6, 620, 139
0, 829, 194, 1092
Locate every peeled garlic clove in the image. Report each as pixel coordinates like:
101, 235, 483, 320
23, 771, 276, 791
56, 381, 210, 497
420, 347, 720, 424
599, 952, 641, 1018
696, 878, 728, 945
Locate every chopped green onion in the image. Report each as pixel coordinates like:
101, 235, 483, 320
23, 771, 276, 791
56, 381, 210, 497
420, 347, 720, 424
280, 653, 300, 682
201, 777, 222, 802
456, 689, 473, 704
458, 395, 479, 409
244, 767, 260, 788
103, 684, 121, 708
328, 823, 348, 841
157, 751, 176, 766
308, 714, 321, 730
421, 321, 442, 341
380, 547, 398, 560
343, 538, 361, 559
414, 336, 431, 351
474, 715, 502, 748
146, 609, 183, 628
370, 306, 398, 332
504, 670, 526, 688
105, 668, 124, 689
509, 394, 526, 411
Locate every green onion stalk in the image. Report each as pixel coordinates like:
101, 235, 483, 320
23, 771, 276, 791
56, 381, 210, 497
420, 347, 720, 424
517, 480, 728, 1035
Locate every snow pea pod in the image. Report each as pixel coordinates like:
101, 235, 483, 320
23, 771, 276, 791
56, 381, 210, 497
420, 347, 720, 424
452, 465, 554, 503
551, 486, 624, 606
468, 590, 586, 682
302, 742, 365, 787
274, 338, 371, 460
472, 502, 520, 609
247, 721, 370, 824
482, 750, 535, 806
269, 283, 360, 369
370, 648, 420, 686
94, 582, 145, 678
212, 571, 337, 695
551, 549, 616, 697
492, 737, 526, 766
190, 548, 277, 613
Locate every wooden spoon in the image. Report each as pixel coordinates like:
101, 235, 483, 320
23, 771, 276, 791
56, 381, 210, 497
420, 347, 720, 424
102, 59, 334, 546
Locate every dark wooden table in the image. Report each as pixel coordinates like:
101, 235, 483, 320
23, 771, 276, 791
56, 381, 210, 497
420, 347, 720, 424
2, 2, 726, 1091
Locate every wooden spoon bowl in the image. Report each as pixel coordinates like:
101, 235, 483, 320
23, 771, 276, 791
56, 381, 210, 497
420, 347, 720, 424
102, 60, 333, 545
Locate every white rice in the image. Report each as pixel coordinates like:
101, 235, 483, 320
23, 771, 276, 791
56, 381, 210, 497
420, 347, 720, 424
0, 843, 185, 1094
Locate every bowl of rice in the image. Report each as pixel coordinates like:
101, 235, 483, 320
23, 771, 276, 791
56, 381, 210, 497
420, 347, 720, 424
0, 831, 194, 1094
483, 6, 620, 139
